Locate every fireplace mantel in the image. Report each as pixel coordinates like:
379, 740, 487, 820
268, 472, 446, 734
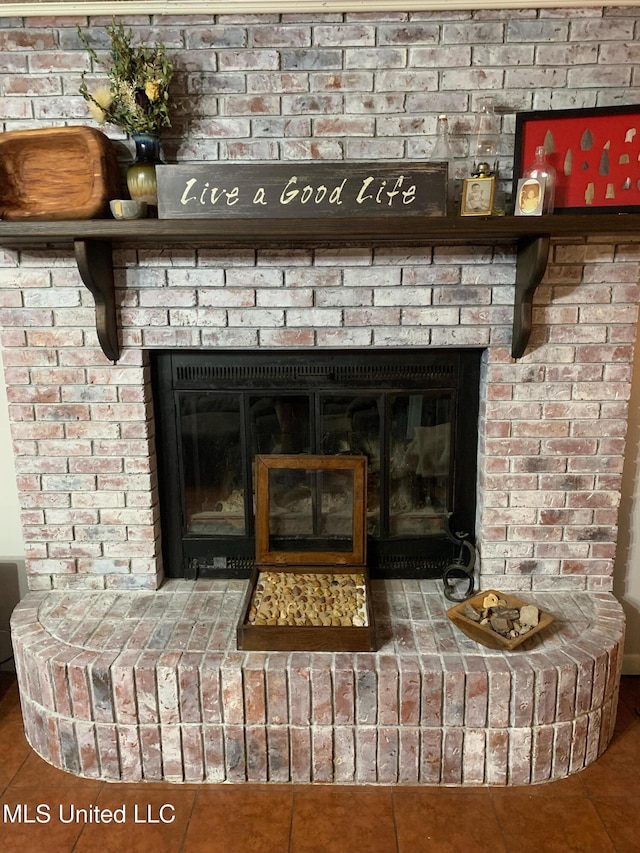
1, 212, 639, 362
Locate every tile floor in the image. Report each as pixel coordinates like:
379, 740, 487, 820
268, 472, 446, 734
1, 670, 639, 853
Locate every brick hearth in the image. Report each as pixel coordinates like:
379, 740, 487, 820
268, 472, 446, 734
11, 581, 624, 784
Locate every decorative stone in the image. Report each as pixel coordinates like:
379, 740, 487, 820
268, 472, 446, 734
520, 604, 540, 627
489, 615, 511, 635
247, 571, 368, 627
494, 607, 521, 620
463, 603, 482, 622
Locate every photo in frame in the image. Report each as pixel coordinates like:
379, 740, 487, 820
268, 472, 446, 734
513, 104, 640, 213
460, 175, 495, 216
515, 177, 545, 216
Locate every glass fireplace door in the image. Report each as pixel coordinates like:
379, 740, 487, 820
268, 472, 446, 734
176, 389, 455, 557
153, 349, 480, 579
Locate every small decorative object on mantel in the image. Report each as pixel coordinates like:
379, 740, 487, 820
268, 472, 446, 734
521, 145, 556, 214
0, 126, 119, 221
515, 176, 546, 216
157, 161, 448, 219
460, 162, 495, 217
447, 589, 554, 650
237, 454, 376, 652
78, 21, 174, 212
109, 199, 147, 220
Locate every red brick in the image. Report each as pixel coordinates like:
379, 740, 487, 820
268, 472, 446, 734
355, 726, 378, 783
266, 653, 290, 725
118, 724, 142, 781
333, 726, 356, 782
442, 728, 463, 784
203, 724, 226, 782
267, 726, 291, 783
533, 657, 559, 726
312, 726, 334, 782
220, 652, 245, 725
108, 650, 138, 726
420, 728, 442, 783
178, 653, 204, 723
509, 729, 532, 785
377, 727, 398, 784
569, 716, 589, 773
243, 655, 267, 725
245, 726, 268, 782
486, 729, 508, 785
96, 723, 121, 780
290, 726, 311, 783
377, 656, 399, 726
75, 721, 100, 778
289, 653, 311, 726
399, 657, 421, 726
310, 655, 333, 725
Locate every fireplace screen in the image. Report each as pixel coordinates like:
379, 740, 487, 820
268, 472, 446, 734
152, 349, 481, 579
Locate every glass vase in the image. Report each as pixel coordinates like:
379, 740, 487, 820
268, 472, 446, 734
127, 132, 163, 209
473, 96, 499, 160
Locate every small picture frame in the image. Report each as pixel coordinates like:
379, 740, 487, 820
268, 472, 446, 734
515, 177, 546, 216
460, 175, 495, 216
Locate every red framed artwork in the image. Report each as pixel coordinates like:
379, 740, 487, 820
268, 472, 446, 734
513, 104, 640, 213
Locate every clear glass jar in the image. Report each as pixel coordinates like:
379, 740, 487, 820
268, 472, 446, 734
431, 114, 455, 214
473, 96, 499, 159
522, 145, 556, 214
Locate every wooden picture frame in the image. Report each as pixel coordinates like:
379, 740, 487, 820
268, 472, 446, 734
460, 175, 495, 216
513, 104, 640, 214
254, 454, 367, 566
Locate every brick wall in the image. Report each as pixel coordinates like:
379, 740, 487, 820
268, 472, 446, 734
0, 9, 639, 593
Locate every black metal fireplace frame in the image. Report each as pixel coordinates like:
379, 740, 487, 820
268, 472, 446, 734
152, 348, 482, 580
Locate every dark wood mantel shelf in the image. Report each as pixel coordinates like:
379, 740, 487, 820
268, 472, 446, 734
0, 212, 639, 363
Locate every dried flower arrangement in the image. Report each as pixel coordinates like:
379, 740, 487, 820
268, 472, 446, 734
78, 22, 174, 136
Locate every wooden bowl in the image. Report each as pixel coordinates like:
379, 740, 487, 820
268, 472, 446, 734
447, 589, 554, 650
0, 126, 120, 220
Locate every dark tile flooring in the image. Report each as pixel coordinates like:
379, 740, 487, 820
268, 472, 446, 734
1, 671, 639, 853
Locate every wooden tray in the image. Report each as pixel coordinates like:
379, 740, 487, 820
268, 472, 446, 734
237, 565, 376, 652
0, 126, 120, 221
447, 589, 554, 650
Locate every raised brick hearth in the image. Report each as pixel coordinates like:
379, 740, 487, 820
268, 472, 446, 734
11, 581, 624, 784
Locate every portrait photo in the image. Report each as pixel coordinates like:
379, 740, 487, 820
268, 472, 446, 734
515, 177, 545, 216
460, 175, 495, 216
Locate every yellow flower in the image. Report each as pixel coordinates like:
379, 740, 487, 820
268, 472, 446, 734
145, 80, 161, 102
87, 86, 113, 124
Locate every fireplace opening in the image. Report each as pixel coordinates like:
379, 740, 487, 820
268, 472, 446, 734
152, 349, 481, 580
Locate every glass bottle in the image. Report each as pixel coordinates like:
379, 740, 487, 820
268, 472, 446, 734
522, 145, 556, 214
473, 96, 499, 159
431, 114, 455, 214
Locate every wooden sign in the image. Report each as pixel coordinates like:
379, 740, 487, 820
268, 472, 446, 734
156, 162, 447, 219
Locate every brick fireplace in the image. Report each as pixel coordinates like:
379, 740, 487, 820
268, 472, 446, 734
1, 8, 637, 783
3, 232, 630, 783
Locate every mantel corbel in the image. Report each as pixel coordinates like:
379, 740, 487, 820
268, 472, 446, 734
512, 235, 551, 360
74, 238, 120, 363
